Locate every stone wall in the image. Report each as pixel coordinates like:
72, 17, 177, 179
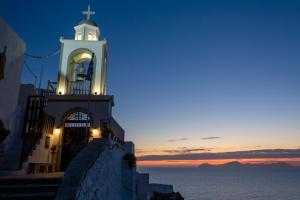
75, 141, 125, 200
1, 81, 35, 171
136, 173, 150, 200
0, 18, 25, 133
23, 129, 53, 171
0, 19, 25, 171
56, 139, 136, 200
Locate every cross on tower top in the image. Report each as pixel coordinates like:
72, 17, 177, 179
82, 5, 95, 20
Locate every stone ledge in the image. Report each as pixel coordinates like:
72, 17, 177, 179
56, 139, 106, 200
48, 95, 114, 105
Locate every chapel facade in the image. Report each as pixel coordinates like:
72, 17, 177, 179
20, 5, 124, 173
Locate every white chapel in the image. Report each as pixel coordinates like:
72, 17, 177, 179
0, 6, 176, 200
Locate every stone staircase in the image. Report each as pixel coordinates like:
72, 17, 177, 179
0, 173, 63, 200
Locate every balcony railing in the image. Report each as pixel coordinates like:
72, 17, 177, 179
67, 81, 90, 95
47, 80, 91, 95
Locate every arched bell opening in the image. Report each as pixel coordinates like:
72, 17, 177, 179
60, 109, 93, 171
66, 49, 96, 95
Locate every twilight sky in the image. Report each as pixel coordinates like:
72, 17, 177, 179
1, 0, 300, 166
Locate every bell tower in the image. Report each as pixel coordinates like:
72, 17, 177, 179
56, 5, 108, 95
18, 6, 125, 172
44, 5, 124, 172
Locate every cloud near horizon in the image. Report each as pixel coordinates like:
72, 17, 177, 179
162, 147, 211, 154
137, 149, 300, 161
166, 136, 221, 142
166, 137, 188, 142
200, 137, 221, 140
136, 149, 159, 154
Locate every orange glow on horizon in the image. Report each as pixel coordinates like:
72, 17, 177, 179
137, 158, 300, 167
135, 146, 300, 157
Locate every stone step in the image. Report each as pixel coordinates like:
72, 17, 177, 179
0, 174, 63, 199
0, 192, 56, 200
0, 184, 59, 193
0, 177, 62, 185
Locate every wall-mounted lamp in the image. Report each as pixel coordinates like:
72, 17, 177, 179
92, 129, 99, 138
54, 128, 61, 135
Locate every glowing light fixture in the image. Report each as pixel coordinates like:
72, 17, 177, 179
92, 129, 99, 138
54, 128, 61, 135
58, 89, 64, 95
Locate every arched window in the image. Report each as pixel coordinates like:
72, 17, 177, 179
76, 33, 82, 40
88, 32, 93, 41
64, 112, 91, 127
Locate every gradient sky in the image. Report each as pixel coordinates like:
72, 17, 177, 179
1, 0, 300, 166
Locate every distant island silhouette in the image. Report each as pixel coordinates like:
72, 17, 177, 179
198, 162, 300, 170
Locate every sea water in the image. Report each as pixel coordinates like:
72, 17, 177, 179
139, 167, 300, 200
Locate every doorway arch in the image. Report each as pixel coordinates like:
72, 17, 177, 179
60, 109, 92, 171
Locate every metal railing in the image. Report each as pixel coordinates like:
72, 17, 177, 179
20, 95, 55, 166
67, 81, 90, 95
47, 80, 91, 95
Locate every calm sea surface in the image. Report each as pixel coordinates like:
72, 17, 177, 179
138, 167, 300, 200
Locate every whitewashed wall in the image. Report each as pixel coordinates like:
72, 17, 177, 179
74, 141, 135, 200
0, 18, 25, 134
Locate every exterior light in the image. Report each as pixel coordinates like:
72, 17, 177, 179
58, 89, 65, 95
92, 129, 99, 138
93, 88, 100, 95
54, 128, 61, 135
